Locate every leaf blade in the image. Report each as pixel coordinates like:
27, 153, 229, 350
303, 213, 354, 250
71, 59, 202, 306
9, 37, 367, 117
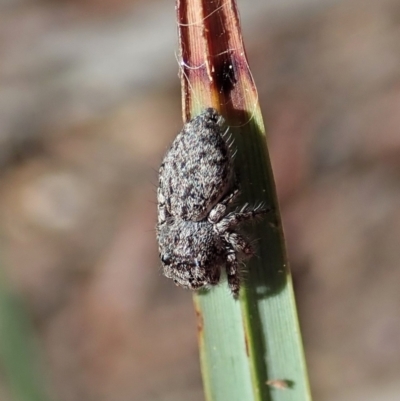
177, 0, 312, 400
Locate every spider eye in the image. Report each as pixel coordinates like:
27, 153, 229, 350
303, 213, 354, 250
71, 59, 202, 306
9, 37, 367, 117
161, 254, 172, 265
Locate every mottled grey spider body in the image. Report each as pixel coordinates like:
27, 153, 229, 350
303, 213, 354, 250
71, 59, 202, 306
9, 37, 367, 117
157, 108, 267, 297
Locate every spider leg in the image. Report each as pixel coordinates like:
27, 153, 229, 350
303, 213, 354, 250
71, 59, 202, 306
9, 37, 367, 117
208, 187, 240, 223
224, 232, 254, 297
223, 232, 254, 257
157, 187, 171, 225
226, 248, 240, 297
215, 204, 270, 232
221, 187, 240, 207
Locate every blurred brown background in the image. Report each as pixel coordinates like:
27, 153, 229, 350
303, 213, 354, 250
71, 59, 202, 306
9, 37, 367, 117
1, 0, 400, 400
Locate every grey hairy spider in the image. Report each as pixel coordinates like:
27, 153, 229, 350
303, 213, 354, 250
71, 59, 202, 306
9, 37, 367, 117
156, 107, 268, 297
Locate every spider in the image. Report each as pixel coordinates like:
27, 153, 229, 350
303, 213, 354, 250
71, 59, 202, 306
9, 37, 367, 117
157, 108, 268, 297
